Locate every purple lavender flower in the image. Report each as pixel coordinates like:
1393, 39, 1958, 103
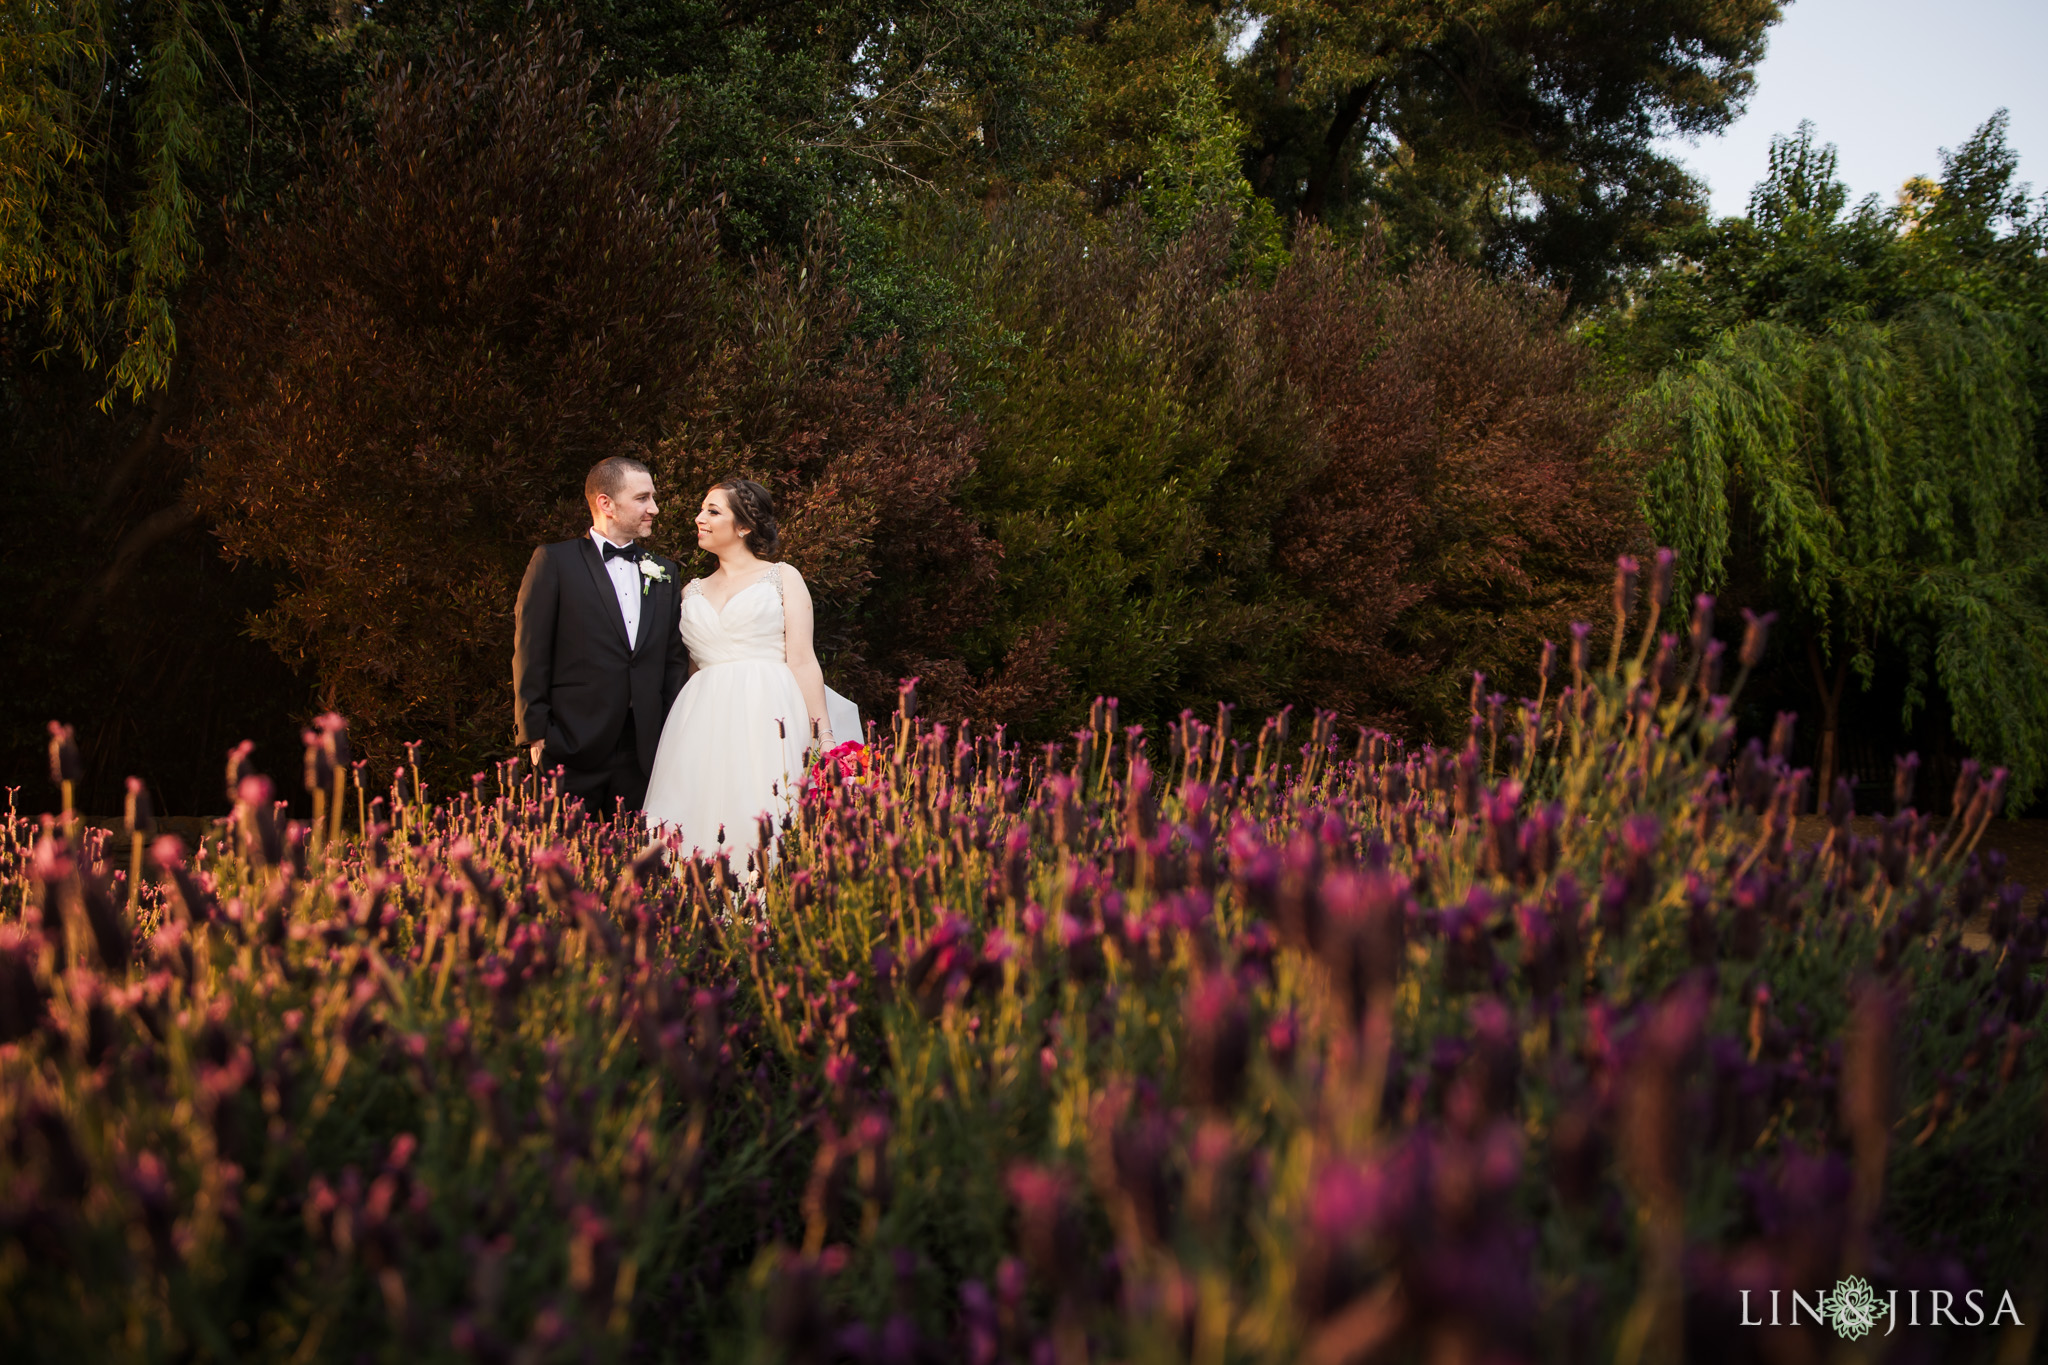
1183, 973, 1250, 1111
1649, 547, 1676, 610
1739, 609, 1776, 669
1613, 555, 1640, 621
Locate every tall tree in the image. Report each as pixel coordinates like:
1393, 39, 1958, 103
1626, 119, 2048, 805
1224, 0, 1781, 304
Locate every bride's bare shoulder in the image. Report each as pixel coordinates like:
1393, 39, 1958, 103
773, 562, 812, 599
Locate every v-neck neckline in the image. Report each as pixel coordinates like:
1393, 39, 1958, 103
693, 568, 775, 617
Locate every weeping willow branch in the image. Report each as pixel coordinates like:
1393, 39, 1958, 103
1634, 294, 2046, 805
0, 0, 217, 406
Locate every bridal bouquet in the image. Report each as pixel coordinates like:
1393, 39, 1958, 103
804, 738, 869, 798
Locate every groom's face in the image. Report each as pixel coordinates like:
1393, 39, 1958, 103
599, 470, 659, 541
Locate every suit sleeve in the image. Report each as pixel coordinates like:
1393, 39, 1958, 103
513, 546, 559, 747
662, 563, 689, 709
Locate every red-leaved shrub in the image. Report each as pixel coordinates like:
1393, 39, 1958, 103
1268, 236, 1644, 730
183, 23, 719, 762
644, 238, 1008, 726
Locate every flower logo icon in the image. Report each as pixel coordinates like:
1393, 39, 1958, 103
1823, 1275, 1882, 1340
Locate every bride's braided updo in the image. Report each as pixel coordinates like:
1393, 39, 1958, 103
714, 476, 780, 558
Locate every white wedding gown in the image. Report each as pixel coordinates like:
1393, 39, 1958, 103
642, 564, 860, 864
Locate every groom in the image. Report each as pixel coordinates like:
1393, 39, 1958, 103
513, 456, 689, 814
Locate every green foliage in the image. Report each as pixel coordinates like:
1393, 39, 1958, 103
1923, 556, 2048, 815
171, 28, 1641, 765
1138, 47, 1286, 276
40, 0, 2048, 811
1604, 116, 2048, 368
1644, 304, 2034, 614
1221, 0, 1781, 303
118, 0, 211, 394
1620, 115, 2048, 804
0, 0, 215, 402
1643, 305, 2047, 800
0, 0, 102, 349
0, 0, 360, 403
945, 207, 1312, 729
0, 0, 1787, 403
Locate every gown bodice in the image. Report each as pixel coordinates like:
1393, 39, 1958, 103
681, 567, 784, 667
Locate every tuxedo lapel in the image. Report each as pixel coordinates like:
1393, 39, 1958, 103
576, 537, 633, 651
629, 561, 668, 663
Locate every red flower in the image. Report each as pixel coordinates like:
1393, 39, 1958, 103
804, 741, 869, 800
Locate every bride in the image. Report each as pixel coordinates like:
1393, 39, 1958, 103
642, 477, 858, 864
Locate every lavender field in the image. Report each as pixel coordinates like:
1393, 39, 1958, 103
2, 560, 2043, 1364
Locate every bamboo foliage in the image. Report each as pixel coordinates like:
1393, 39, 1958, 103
1640, 293, 2047, 803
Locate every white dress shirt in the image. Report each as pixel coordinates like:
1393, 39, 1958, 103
590, 528, 642, 649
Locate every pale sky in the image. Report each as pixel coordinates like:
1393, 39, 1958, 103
1657, 0, 2048, 220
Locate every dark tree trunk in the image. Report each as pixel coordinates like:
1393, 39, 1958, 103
1808, 634, 1850, 812
1300, 80, 1377, 224
1253, 31, 1296, 198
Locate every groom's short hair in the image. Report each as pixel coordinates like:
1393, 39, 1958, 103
585, 456, 651, 511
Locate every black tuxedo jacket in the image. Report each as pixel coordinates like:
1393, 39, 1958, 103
513, 537, 688, 775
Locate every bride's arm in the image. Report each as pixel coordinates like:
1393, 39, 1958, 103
781, 565, 835, 746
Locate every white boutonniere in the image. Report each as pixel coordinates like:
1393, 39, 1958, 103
638, 559, 671, 593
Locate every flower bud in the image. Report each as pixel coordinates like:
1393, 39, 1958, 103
1613, 555, 1640, 621
1649, 548, 1676, 612
1701, 638, 1726, 695
1892, 753, 1920, 811
124, 778, 156, 838
302, 728, 334, 796
1739, 609, 1775, 668
1952, 759, 1982, 819
1768, 712, 1796, 764
235, 775, 282, 869
317, 713, 352, 770
0, 926, 49, 1043
47, 722, 81, 787
1183, 973, 1250, 1111
1005, 1162, 1081, 1286
225, 741, 256, 805
73, 869, 131, 972
1317, 869, 1408, 1025
1687, 593, 1715, 658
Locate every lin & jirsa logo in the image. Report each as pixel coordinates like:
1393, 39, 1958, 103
1741, 1275, 2027, 1339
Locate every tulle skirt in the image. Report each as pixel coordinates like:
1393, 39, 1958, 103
643, 659, 809, 866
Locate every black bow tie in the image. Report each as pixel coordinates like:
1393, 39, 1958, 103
601, 540, 643, 563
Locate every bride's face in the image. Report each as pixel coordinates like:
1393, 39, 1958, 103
696, 489, 748, 556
